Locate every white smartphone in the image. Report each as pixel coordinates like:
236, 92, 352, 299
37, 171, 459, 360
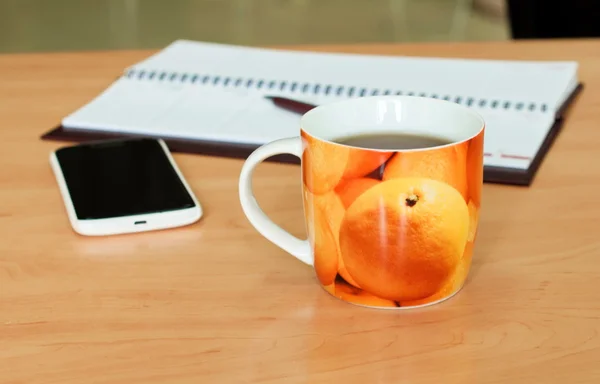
50, 138, 202, 236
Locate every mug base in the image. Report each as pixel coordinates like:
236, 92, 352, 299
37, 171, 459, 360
322, 279, 466, 310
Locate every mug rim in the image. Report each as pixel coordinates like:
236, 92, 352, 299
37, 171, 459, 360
300, 95, 485, 153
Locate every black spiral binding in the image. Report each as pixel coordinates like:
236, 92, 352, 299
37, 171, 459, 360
124, 69, 548, 113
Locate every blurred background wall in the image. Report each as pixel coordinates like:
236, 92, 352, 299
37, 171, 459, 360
0, 0, 510, 53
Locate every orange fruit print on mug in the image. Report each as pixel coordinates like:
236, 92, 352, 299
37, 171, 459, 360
301, 129, 483, 308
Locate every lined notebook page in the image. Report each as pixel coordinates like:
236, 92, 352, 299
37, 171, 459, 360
62, 39, 579, 172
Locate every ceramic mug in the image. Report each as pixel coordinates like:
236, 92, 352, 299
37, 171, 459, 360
239, 96, 484, 309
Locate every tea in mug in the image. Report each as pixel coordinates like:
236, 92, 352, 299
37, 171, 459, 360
334, 132, 453, 150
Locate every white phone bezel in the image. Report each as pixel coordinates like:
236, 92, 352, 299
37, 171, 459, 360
50, 139, 203, 236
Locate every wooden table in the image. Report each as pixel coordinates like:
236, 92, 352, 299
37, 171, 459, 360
2, 40, 600, 383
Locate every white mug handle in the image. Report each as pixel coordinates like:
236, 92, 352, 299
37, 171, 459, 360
238, 137, 313, 266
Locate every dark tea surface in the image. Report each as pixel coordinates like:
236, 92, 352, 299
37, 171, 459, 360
334, 132, 452, 150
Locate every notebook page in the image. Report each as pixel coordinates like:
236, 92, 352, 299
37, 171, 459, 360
62, 79, 182, 132
477, 108, 556, 170
64, 76, 554, 171
129, 40, 578, 113
62, 77, 300, 145
61, 39, 579, 175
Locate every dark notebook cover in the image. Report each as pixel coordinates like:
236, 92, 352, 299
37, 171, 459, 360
41, 83, 583, 187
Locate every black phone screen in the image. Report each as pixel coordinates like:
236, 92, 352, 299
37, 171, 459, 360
55, 138, 196, 220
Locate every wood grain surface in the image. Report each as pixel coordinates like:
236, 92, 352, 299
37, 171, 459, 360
1, 39, 600, 383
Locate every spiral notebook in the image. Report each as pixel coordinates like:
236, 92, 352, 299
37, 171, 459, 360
42, 39, 583, 185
